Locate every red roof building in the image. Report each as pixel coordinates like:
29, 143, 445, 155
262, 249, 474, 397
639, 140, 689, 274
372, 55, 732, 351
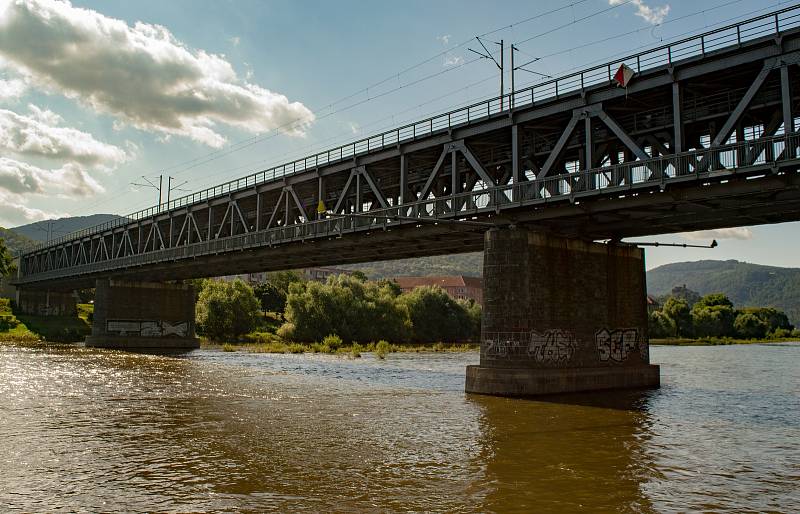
393, 276, 483, 306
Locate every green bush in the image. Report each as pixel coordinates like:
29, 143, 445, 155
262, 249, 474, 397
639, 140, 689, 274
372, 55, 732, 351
663, 297, 692, 337
769, 327, 792, 338
322, 334, 343, 350
350, 342, 363, 358
0, 315, 19, 331
196, 279, 261, 341
375, 340, 391, 359
649, 310, 676, 338
397, 286, 474, 343
734, 312, 769, 339
286, 343, 305, 354
691, 294, 736, 338
282, 275, 409, 343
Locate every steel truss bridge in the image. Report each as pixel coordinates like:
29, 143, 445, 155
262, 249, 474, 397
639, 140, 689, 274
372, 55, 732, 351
15, 6, 800, 290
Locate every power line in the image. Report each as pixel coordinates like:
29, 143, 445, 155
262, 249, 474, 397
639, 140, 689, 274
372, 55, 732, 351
68, 1, 776, 220
139, 1, 597, 179
513, 0, 779, 91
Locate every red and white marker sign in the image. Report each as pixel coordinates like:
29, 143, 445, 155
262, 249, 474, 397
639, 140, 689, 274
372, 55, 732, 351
613, 63, 635, 88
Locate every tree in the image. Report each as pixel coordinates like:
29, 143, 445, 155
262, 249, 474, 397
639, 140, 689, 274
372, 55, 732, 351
350, 270, 369, 282
694, 293, 734, 309
252, 281, 284, 314
196, 279, 261, 341
0, 237, 15, 277
281, 274, 409, 343
662, 297, 692, 337
734, 312, 769, 339
397, 285, 475, 343
649, 310, 676, 338
459, 298, 482, 341
738, 307, 793, 333
691, 293, 735, 337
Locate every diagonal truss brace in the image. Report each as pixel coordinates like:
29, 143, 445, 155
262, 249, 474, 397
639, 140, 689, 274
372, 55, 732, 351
418, 140, 496, 200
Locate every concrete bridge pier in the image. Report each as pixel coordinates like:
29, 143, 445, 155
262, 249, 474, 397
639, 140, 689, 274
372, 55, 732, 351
17, 289, 77, 316
85, 279, 199, 350
465, 228, 660, 396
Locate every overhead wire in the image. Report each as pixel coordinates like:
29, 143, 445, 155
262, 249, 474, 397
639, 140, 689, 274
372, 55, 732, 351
68, 0, 772, 218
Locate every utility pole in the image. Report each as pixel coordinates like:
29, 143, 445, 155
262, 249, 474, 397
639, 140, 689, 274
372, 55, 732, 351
511, 46, 553, 110
510, 44, 515, 110
166, 176, 189, 206
469, 36, 504, 110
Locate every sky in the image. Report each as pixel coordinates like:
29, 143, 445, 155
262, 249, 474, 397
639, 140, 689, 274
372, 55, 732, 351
0, 0, 797, 270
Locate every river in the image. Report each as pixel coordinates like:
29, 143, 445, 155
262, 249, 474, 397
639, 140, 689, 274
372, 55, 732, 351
0, 342, 798, 513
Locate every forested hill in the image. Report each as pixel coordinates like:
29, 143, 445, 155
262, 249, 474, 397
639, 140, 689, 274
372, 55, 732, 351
0, 227, 35, 254
12, 214, 124, 242
344, 253, 483, 278
647, 260, 800, 325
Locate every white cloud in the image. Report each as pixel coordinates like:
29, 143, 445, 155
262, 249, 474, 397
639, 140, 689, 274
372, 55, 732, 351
0, 189, 60, 226
0, 104, 129, 167
0, 76, 26, 101
609, 0, 670, 25
0, 157, 103, 197
444, 54, 464, 67
0, 0, 315, 148
437, 34, 451, 46
347, 121, 360, 135
680, 227, 753, 241
228, 36, 240, 47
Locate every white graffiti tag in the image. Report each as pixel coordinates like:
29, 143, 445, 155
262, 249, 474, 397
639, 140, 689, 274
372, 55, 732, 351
484, 333, 527, 358
527, 329, 577, 363
162, 321, 188, 337
595, 328, 641, 362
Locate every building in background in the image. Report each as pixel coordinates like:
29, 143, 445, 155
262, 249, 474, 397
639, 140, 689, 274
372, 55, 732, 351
393, 276, 483, 306
301, 267, 353, 282
221, 267, 352, 284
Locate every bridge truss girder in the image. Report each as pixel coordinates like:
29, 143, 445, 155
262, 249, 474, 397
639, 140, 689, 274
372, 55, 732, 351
17, 22, 800, 288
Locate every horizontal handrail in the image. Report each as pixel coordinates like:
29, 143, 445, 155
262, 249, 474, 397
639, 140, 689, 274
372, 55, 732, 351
21, 4, 800, 255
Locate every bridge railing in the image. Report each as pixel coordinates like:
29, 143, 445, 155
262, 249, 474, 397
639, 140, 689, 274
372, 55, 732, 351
22, 5, 800, 255
18, 131, 800, 282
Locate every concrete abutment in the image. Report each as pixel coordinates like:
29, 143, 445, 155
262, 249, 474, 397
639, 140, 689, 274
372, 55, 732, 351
465, 228, 660, 396
85, 279, 199, 350
16, 289, 77, 316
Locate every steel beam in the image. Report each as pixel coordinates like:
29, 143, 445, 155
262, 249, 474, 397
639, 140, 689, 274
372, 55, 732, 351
539, 113, 580, 178
672, 81, 683, 153
782, 64, 794, 133
712, 63, 772, 147
360, 167, 389, 209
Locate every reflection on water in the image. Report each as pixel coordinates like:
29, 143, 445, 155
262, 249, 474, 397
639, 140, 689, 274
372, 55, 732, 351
0, 342, 798, 512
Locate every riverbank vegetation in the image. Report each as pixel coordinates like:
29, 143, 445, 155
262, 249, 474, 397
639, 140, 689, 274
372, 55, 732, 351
194, 274, 481, 355
649, 288, 799, 344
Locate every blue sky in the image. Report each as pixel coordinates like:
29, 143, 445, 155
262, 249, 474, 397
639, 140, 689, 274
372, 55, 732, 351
0, 0, 797, 269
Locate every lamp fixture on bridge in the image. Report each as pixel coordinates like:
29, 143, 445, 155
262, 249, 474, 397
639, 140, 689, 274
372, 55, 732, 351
619, 239, 718, 249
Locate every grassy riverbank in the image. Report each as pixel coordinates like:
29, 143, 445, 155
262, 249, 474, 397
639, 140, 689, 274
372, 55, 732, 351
201, 333, 477, 358
650, 336, 798, 346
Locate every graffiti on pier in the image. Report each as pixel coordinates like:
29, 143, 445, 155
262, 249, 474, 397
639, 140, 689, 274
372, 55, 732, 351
107, 319, 189, 338
595, 328, 643, 362
484, 332, 528, 358
483, 329, 577, 363
527, 329, 576, 363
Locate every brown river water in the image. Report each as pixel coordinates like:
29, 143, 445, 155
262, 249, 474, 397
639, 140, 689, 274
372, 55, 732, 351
0, 342, 798, 513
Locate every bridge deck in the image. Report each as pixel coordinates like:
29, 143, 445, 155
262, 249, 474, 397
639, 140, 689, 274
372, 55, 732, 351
15, 6, 800, 289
